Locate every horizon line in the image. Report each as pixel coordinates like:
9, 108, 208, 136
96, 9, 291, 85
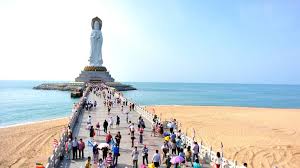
0, 79, 300, 86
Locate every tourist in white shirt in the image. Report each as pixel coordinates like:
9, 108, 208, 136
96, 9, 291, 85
131, 146, 139, 168
215, 152, 222, 168
152, 150, 161, 168
87, 115, 92, 129
72, 137, 78, 160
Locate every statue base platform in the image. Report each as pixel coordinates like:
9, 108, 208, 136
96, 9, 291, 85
75, 66, 115, 83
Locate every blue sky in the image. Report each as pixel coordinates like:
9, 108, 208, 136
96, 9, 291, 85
0, 0, 299, 84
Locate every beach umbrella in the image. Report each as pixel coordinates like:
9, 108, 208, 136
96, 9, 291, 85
98, 143, 109, 149
163, 132, 170, 137
164, 136, 170, 141
170, 156, 184, 164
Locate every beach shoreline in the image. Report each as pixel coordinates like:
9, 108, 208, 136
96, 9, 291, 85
0, 117, 69, 129
0, 118, 68, 168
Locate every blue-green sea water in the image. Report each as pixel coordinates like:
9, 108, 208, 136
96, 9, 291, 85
0, 81, 300, 127
123, 82, 300, 108
0, 81, 79, 127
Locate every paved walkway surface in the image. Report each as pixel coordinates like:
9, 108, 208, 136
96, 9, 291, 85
58, 92, 169, 168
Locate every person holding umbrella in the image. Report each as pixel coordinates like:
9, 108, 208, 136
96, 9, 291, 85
170, 155, 184, 167
101, 146, 109, 160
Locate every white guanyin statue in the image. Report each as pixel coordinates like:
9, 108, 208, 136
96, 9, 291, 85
89, 17, 103, 66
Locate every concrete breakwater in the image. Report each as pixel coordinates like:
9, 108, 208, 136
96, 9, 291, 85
33, 82, 136, 91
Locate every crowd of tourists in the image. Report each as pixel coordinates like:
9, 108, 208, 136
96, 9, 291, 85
65, 84, 248, 168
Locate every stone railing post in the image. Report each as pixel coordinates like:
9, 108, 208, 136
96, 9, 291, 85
53, 149, 56, 166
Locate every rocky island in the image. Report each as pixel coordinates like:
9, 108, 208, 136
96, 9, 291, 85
33, 82, 136, 91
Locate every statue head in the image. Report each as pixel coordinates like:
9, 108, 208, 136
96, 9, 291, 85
91, 17, 102, 30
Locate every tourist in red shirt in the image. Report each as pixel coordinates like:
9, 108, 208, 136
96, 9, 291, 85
105, 131, 112, 144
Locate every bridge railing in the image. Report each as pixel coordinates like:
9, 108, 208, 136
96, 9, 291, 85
45, 87, 90, 168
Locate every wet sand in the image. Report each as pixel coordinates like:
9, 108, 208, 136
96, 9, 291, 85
146, 105, 300, 168
0, 118, 68, 168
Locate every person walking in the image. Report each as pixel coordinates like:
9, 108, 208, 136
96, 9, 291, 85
98, 158, 105, 168
103, 120, 108, 134
105, 152, 113, 167
152, 150, 161, 168
215, 152, 222, 168
106, 131, 112, 144
85, 156, 92, 168
142, 144, 149, 165
139, 127, 144, 144
90, 126, 95, 140
87, 116, 92, 127
78, 138, 85, 159
192, 141, 199, 161
101, 146, 109, 160
131, 146, 139, 168
131, 130, 136, 147
93, 144, 100, 164
165, 154, 172, 168
115, 131, 122, 146
192, 159, 201, 168
176, 136, 183, 155
126, 112, 129, 123
96, 122, 101, 136
116, 115, 120, 127
65, 138, 72, 160
112, 144, 120, 166
185, 146, 192, 166
72, 137, 78, 160
151, 122, 156, 137
108, 116, 113, 129
162, 141, 170, 160
171, 139, 177, 155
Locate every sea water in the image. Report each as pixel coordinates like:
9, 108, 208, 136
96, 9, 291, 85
123, 82, 300, 108
0, 81, 300, 127
0, 81, 78, 127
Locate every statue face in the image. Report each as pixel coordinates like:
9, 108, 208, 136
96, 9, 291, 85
94, 21, 100, 30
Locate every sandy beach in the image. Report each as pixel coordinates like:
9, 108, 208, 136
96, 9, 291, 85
146, 106, 300, 168
0, 118, 68, 168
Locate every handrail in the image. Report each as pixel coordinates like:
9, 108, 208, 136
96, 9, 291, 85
45, 87, 90, 168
